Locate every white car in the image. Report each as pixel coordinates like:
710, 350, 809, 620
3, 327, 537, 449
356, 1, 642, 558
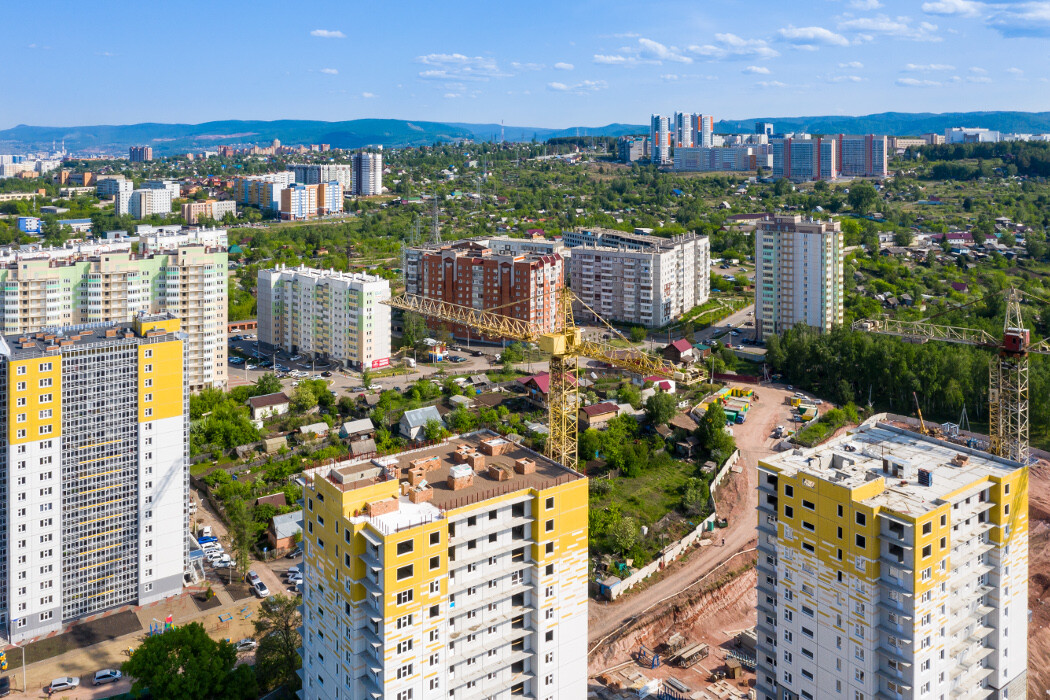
235, 639, 258, 653
246, 571, 262, 586
49, 677, 81, 693
93, 669, 122, 686
253, 581, 270, 598
201, 542, 221, 552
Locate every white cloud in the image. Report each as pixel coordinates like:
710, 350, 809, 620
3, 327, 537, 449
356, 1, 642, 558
896, 77, 942, 86
838, 15, 940, 41
310, 29, 345, 38
1007, 66, 1024, 74
904, 63, 955, 71
593, 54, 630, 64
637, 37, 692, 63
921, 0, 983, 17
851, 0, 883, 8
361, 92, 376, 98
778, 25, 850, 46
660, 73, 680, 81
828, 74, 865, 82
320, 68, 338, 75
689, 33, 779, 60
546, 79, 607, 94
417, 53, 509, 81
554, 62, 574, 71
757, 80, 789, 88
96, 51, 116, 57
744, 65, 771, 74
444, 93, 462, 98
969, 66, 988, 74
839, 61, 864, 68
966, 75, 992, 83
511, 61, 544, 71
987, 3, 1050, 38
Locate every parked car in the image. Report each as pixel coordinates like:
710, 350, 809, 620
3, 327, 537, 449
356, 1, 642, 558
201, 542, 221, 552
198, 536, 218, 544
322, 371, 333, 377
470, 350, 483, 357
253, 581, 270, 598
93, 670, 122, 686
199, 526, 212, 539
235, 639, 258, 653
0, 675, 10, 696
246, 571, 262, 586
48, 678, 80, 693
287, 572, 303, 584
214, 560, 232, 569
287, 564, 302, 576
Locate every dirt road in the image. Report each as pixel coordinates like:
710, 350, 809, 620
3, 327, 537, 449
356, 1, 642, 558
588, 383, 798, 647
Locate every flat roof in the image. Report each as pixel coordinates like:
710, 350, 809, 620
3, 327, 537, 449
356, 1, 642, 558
1, 315, 178, 358
319, 431, 583, 516
760, 420, 1023, 516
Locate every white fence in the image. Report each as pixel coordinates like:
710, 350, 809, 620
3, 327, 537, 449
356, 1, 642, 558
601, 448, 741, 600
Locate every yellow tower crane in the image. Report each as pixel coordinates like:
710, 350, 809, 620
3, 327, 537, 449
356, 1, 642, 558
853, 287, 1050, 464
384, 290, 705, 471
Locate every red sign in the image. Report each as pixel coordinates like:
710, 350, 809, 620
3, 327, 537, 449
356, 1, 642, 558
371, 358, 390, 369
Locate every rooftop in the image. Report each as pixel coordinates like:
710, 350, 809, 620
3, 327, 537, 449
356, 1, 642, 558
0, 315, 179, 358
248, 391, 290, 409
314, 431, 583, 518
760, 419, 1023, 516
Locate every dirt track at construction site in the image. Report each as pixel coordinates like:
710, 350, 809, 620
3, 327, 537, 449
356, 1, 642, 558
1025, 461, 1050, 697
587, 384, 803, 674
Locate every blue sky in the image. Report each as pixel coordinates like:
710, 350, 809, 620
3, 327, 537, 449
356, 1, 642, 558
3, 0, 1050, 129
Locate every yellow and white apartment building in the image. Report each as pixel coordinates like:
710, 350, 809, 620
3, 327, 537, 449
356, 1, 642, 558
298, 431, 588, 700
0, 315, 188, 643
756, 420, 1028, 700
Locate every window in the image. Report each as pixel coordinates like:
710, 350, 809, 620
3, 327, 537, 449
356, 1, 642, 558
429, 555, 440, 570
16, 429, 25, 439
802, 499, 815, 510
855, 534, 866, 548
921, 568, 931, 582
16, 365, 25, 375
144, 408, 152, 417
784, 505, 794, 518
39, 424, 52, 435
16, 381, 25, 391
545, 519, 554, 532
38, 377, 52, 388
39, 393, 51, 404
922, 544, 932, 558
396, 691, 413, 700
397, 639, 413, 654
397, 540, 414, 556
144, 364, 153, 372
785, 485, 794, 497
922, 521, 932, 535
396, 614, 413, 629
545, 542, 554, 554
15, 397, 24, 407
15, 413, 25, 423
802, 520, 815, 532
144, 393, 153, 402
396, 590, 413, 605
38, 409, 52, 419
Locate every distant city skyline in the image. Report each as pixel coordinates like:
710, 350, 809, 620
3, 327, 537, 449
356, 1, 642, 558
3, 0, 1050, 130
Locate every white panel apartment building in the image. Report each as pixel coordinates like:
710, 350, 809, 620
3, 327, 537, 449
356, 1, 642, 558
0, 316, 187, 643
754, 215, 843, 341
352, 152, 383, 196
756, 420, 1028, 700
258, 265, 392, 370
563, 227, 710, 328
129, 188, 173, 220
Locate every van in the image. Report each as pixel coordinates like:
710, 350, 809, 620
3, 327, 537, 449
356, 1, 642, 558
199, 525, 212, 539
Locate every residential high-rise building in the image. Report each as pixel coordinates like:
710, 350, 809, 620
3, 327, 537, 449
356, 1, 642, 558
402, 240, 565, 342
180, 199, 237, 224
232, 172, 296, 211
617, 135, 647, 163
772, 136, 838, 181
0, 243, 227, 391
129, 188, 173, 220
128, 145, 153, 162
143, 179, 181, 201
257, 265, 391, 371
291, 163, 354, 190
836, 134, 888, 178
352, 152, 383, 195
564, 227, 710, 328
674, 112, 695, 148
112, 180, 135, 216
674, 145, 771, 172
695, 114, 715, 148
95, 176, 129, 198
0, 315, 188, 643
650, 114, 672, 165
297, 430, 588, 700
317, 181, 343, 215
279, 184, 319, 221
754, 214, 843, 341
755, 419, 1028, 700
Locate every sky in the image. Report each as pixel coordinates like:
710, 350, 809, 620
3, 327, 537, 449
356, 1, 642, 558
3, 0, 1050, 129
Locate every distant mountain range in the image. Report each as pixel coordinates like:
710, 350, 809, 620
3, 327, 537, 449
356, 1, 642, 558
3, 112, 1050, 154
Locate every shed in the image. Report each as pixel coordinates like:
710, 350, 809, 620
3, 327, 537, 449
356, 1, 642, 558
254, 492, 287, 509
299, 422, 329, 439
339, 417, 375, 440
449, 394, 475, 409
263, 436, 288, 453
350, 438, 377, 457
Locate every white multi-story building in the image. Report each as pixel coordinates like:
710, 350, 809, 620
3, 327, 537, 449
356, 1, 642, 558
318, 181, 343, 215
674, 112, 695, 148
128, 188, 173, 219
650, 115, 672, 165
292, 163, 354, 190
298, 431, 589, 700
96, 176, 130, 198
836, 135, 888, 178
564, 227, 710, 328
945, 127, 1001, 144
754, 215, 843, 341
773, 137, 838, 181
143, 179, 181, 201
0, 315, 188, 643
352, 152, 383, 195
257, 265, 391, 371
110, 179, 135, 216
756, 418, 1028, 700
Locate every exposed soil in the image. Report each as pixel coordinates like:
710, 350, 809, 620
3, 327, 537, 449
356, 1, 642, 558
7, 610, 143, 669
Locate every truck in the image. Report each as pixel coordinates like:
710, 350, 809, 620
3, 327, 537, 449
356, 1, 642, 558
735, 412, 747, 424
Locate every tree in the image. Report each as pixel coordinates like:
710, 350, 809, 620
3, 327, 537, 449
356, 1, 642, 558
848, 181, 879, 214
253, 595, 303, 694
773, 178, 791, 196
401, 312, 428, 350
255, 373, 282, 396
644, 391, 677, 427
424, 418, 446, 442
290, 383, 317, 413
698, 403, 728, 447
618, 382, 642, 410
578, 428, 602, 461
609, 515, 639, 555
628, 326, 647, 343
361, 369, 373, 388
893, 229, 914, 247
224, 498, 262, 578
121, 622, 257, 700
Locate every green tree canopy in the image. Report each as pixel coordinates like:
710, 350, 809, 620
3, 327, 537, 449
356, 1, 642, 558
848, 181, 879, 214
644, 391, 677, 427
253, 594, 303, 694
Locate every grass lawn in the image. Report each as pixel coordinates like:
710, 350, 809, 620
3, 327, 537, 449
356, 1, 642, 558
591, 457, 692, 526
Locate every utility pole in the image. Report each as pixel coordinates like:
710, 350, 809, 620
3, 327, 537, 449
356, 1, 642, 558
432, 195, 441, 244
